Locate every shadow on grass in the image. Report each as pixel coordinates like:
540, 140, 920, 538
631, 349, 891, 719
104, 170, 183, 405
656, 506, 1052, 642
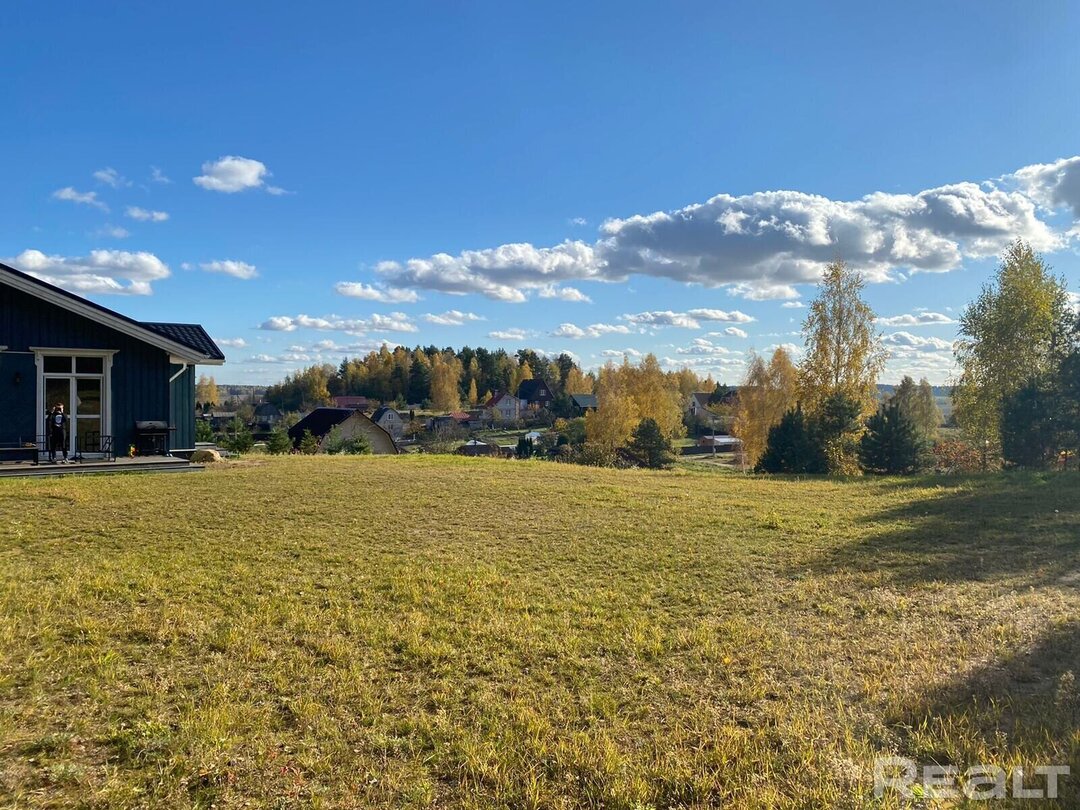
798, 472, 1080, 588
888, 619, 1080, 801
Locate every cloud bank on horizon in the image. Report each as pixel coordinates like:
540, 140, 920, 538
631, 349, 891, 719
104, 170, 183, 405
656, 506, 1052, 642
363, 156, 1080, 303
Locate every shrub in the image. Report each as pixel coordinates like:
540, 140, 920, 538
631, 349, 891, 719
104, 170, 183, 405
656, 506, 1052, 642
219, 417, 254, 455
931, 439, 984, 473
322, 426, 371, 455
194, 419, 214, 443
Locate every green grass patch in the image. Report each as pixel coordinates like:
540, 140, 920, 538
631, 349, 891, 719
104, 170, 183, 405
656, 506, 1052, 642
1, 457, 1078, 807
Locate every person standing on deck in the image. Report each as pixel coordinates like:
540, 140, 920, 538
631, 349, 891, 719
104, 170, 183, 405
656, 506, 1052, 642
47, 402, 68, 464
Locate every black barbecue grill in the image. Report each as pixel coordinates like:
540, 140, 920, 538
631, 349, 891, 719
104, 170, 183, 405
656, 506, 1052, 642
133, 421, 174, 456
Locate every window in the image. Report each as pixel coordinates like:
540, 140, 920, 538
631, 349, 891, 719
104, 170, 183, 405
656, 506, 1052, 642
43, 355, 72, 374
76, 356, 104, 374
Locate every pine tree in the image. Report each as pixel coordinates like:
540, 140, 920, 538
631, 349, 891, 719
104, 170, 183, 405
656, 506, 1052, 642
298, 429, 319, 455
627, 417, 676, 469
860, 401, 927, 475
756, 406, 827, 474
266, 426, 293, 455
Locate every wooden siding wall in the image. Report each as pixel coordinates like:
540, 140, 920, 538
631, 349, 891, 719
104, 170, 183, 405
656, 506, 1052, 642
170, 364, 196, 449
0, 283, 173, 451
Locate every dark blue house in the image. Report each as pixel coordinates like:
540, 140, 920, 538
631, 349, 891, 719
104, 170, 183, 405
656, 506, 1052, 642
0, 261, 225, 457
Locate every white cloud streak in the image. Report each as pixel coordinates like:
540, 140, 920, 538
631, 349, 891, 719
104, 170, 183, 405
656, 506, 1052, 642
52, 187, 108, 212
194, 156, 285, 194
5, 248, 170, 295
877, 311, 956, 327
259, 312, 418, 334
374, 157, 1079, 301
201, 260, 258, 280
126, 206, 169, 222
334, 282, 420, 303
422, 310, 484, 326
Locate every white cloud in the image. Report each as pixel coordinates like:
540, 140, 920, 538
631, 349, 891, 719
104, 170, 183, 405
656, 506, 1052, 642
1011, 156, 1080, 218
259, 312, 418, 334
877, 311, 956, 327
781, 301, 805, 309
216, 338, 248, 348
721, 326, 748, 338
1068, 291, 1080, 313
764, 342, 803, 357
569, 217, 588, 226
150, 166, 171, 184
538, 285, 592, 303
882, 331, 954, 350
620, 309, 755, 330
550, 322, 633, 339
4, 248, 169, 295
375, 157, 1076, 301
52, 187, 108, 212
423, 310, 484, 326
488, 328, 530, 340
125, 206, 169, 222
659, 355, 745, 371
200, 260, 258, 280
193, 156, 283, 194
376, 240, 600, 302
600, 348, 644, 359
334, 281, 419, 303
93, 167, 129, 188
676, 337, 742, 357
94, 225, 130, 239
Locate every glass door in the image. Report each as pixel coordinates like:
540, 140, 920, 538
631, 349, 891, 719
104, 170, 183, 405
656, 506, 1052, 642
75, 378, 103, 455
43, 378, 72, 456
40, 354, 108, 458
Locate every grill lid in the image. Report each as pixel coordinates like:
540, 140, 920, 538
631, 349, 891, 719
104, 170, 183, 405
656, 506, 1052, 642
134, 420, 170, 430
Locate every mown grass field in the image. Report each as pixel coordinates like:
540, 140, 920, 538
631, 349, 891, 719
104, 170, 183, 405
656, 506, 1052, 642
1, 456, 1078, 808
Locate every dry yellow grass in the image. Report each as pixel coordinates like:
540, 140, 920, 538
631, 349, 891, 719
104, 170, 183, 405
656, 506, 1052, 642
1, 456, 1078, 807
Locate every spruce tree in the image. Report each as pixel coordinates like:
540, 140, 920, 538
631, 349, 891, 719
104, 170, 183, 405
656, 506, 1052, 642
859, 401, 927, 475
756, 407, 827, 474
627, 417, 676, 469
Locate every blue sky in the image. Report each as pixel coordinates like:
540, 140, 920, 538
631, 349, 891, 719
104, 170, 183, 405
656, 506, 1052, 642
3, 2, 1079, 385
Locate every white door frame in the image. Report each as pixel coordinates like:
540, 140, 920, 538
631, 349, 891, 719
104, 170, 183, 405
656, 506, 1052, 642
32, 348, 115, 456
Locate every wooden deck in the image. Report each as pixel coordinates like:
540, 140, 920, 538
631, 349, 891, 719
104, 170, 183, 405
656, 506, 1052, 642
0, 455, 203, 479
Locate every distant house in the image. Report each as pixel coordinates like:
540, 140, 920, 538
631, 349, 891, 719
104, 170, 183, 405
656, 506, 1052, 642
287, 408, 398, 454
456, 438, 501, 457
426, 412, 469, 432
370, 405, 405, 440
699, 435, 741, 450
333, 395, 370, 411
486, 391, 524, 422
0, 260, 224, 456
570, 393, 597, 414
516, 379, 554, 410
249, 402, 282, 440
202, 410, 239, 431
686, 392, 714, 420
